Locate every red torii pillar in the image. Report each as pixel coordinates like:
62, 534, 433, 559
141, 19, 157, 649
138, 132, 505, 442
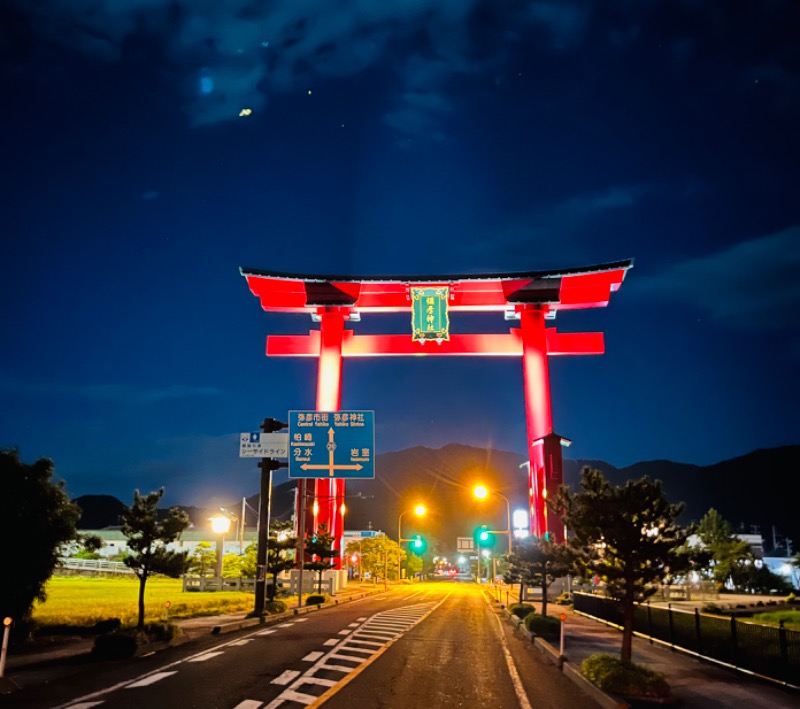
310, 308, 347, 563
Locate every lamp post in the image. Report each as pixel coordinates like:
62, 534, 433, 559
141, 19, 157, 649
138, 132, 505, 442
397, 504, 427, 581
473, 485, 512, 556
210, 513, 232, 581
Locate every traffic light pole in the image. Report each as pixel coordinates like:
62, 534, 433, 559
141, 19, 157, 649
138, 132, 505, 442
253, 418, 287, 618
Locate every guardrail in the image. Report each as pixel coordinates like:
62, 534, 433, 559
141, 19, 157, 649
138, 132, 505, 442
573, 591, 800, 688
59, 558, 133, 574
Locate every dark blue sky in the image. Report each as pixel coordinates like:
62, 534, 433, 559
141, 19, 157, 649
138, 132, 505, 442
1, 1, 798, 507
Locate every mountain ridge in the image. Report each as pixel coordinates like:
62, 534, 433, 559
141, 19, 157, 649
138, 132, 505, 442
74, 444, 798, 553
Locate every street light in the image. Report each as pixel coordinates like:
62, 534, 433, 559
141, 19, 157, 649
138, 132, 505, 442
398, 504, 427, 580
210, 513, 233, 580
473, 484, 512, 556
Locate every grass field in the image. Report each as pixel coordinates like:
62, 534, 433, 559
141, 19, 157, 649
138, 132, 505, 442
752, 609, 800, 630
32, 576, 254, 629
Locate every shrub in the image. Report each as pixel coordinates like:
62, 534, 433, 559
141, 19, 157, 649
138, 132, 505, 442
702, 602, 724, 615
581, 654, 671, 699
143, 622, 181, 642
92, 632, 138, 660
509, 603, 535, 619
523, 613, 561, 639
265, 600, 287, 614
305, 594, 326, 606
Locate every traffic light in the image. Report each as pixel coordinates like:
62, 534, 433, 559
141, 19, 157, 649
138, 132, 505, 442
409, 534, 427, 555
474, 525, 496, 549
261, 417, 288, 433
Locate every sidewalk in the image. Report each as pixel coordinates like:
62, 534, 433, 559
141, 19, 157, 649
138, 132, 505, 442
500, 598, 799, 709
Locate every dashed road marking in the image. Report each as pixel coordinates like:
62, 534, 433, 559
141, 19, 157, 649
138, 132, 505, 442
233, 701, 263, 709
323, 638, 339, 646
188, 651, 224, 662
125, 671, 177, 688
302, 651, 324, 662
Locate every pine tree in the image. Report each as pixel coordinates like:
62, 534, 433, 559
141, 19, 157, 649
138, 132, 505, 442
552, 467, 689, 663
121, 489, 190, 630
304, 523, 336, 593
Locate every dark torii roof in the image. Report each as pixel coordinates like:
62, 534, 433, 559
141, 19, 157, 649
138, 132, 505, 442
240, 259, 633, 314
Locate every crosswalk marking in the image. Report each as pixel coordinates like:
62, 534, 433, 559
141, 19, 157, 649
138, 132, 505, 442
188, 651, 224, 662
233, 701, 263, 709
265, 601, 440, 709
272, 670, 301, 686
125, 671, 177, 688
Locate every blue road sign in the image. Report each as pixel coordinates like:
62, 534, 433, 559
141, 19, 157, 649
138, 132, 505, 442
288, 410, 375, 479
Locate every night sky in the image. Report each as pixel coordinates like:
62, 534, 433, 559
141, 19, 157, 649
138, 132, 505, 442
1, 1, 798, 509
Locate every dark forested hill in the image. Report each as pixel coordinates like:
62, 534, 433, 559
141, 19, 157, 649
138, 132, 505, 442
74, 444, 799, 553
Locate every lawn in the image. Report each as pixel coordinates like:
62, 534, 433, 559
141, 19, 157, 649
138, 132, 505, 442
32, 576, 254, 629
752, 609, 800, 631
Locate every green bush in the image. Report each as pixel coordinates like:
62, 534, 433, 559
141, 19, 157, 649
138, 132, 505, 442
265, 600, 287, 614
581, 654, 671, 699
143, 622, 181, 642
509, 603, 535, 619
305, 594, 327, 606
523, 613, 561, 639
92, 632, 138, 659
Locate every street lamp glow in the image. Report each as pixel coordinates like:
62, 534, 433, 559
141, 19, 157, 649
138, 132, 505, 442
413, 504, 427, 517
473, 485, 488, 500
210, 515, 232, 535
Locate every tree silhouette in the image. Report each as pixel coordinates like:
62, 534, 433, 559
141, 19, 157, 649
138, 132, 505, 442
304, 523, 336, 593
0, 449, 80, 635
552, 467, 689, 663
121, 489, 189, 630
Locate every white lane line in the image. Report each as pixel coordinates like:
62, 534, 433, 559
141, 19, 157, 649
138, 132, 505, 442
337, 629, 351, 635
188, 651, 224, 662
230, 638, 253, 646
356, 617, 367, 621
125, 671, 178, 688
278, 622, 294, 628
272, 670, 301, 686
233, 701, 263, 709
302, 651, 324, 662
347, 622, 360, 627
256, 629, 276, 636
487, 596, 533, 709
294, 618, 308, 623
323, 638, 339, 646
67, 703, 105, 708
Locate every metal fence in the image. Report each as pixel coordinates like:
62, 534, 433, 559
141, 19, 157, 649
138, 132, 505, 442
573, 592, 800, 687
58, 558, 133, 574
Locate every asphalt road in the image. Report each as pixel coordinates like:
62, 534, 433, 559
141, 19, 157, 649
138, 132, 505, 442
1, 578, 602, 709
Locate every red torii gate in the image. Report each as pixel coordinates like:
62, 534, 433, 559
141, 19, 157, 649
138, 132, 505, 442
241, 260, 632, 565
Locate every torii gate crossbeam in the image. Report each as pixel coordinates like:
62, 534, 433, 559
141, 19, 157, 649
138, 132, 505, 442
241, 260, 632, 567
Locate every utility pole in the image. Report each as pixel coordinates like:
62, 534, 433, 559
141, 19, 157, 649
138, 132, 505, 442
253, 417, 288, 617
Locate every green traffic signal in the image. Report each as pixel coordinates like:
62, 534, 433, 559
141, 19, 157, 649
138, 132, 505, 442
474, 525, 495, 549
409, 534, 427, 554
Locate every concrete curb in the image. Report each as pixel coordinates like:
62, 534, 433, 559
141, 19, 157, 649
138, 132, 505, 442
501, 607, 629, 709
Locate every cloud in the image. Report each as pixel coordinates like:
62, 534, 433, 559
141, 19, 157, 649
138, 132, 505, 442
637, 225, 800, 331
10, 0, 606, 134
0, 376, 221, 404
467, 182, 650, 264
